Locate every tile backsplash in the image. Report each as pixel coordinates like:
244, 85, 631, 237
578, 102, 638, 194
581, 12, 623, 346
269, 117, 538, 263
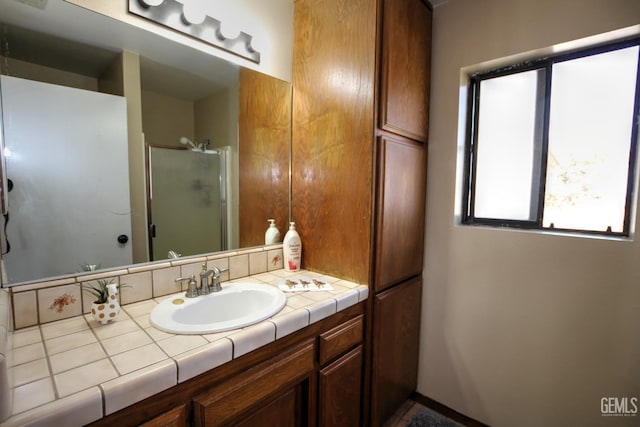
9, 246, 284, 330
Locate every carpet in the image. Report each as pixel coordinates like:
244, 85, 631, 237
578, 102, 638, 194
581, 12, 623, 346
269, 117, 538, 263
406, 406, 465, 427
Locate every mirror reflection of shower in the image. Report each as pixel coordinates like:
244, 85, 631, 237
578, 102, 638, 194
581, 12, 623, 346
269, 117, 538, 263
179, 136, 211, 152
147, 142, 231, 261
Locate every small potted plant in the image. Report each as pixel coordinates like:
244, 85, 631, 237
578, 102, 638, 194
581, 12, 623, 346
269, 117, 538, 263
84, 278, 122, 324
80, 265, 127, 325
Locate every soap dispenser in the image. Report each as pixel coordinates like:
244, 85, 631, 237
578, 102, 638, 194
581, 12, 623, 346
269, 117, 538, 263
283, 221, 302, 272
265, 219, 281, 245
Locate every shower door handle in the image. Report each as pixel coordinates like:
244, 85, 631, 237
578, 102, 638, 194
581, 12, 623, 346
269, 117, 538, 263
150, 224, 156, 238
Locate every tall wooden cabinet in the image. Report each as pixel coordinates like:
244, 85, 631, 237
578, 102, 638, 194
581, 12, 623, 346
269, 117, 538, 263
292, 0, 431, 425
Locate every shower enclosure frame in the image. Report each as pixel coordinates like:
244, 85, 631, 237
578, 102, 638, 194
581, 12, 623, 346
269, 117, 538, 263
145, 143, 229, 261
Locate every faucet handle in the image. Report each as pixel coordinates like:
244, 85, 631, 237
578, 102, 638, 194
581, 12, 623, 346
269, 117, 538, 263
175, 275, 198, 298
212, 266, 229, 278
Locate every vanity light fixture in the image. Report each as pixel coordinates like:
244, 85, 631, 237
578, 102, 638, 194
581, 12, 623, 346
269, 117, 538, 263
129, 0, 261, 63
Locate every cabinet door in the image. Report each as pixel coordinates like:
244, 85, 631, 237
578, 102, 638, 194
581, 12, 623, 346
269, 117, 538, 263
374, 136, 427, 292
234, 387, 298, 427
319, 346, 363, 427
379, 0, 432, 142
371, 277, 422, 427
139, 404, 187, 427
193, 341, 315, 427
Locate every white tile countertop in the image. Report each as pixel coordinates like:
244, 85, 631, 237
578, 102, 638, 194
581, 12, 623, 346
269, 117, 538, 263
1, 270, 368, 427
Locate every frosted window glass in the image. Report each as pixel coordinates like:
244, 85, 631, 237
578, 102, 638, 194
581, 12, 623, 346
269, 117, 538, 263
543, 46, 639, 232
474, 70, 541, 220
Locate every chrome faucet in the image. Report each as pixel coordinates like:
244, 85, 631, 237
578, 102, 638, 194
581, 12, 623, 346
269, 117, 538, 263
175, 275, 198, 298
199, 264, 229, 293
199, 264, 214, 295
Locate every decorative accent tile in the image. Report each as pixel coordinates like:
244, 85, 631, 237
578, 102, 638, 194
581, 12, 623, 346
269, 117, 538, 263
152, 266, 182, 297
155, 334, 208, 357
12, 377, 55, 415
54, 358, 118, 397
249, 251, 268, 275
101, 330, 152, 356
38, 285, 82, 324
12, 291, 38, 329
228, 321, 275, 358
48, 342, 107, 375
173, 338, 233, 383
101, 359, 176, 415
119, 271, 152, 305
2, 387, 102, 427
307, 299, 337, 324
271, 308, 309, 340
110, 343, 168, 375
228, 254, 249, 280
267, 249, 284, 271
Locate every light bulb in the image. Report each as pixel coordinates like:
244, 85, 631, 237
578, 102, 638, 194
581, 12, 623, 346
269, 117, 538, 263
138, 0, 165, 7
181, 1, 207, 25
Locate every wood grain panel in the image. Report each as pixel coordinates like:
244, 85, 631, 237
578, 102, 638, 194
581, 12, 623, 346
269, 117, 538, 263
379, 0, 432, 142
319, 346, 363, 427
139, 404, 187, 427
374, 136, 427, 292
292, 0, 377, 284
234, 387, 298, 427
319, 314, 363, 365
239, 67, 291, 247
371, 277, 422, 427
192, 340, 315, 427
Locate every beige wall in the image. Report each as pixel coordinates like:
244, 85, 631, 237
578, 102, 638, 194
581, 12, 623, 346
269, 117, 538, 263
422, 1, 640, 426
195, 88, 240, 249
142, 90, 195, 147
1, 56, 97, 91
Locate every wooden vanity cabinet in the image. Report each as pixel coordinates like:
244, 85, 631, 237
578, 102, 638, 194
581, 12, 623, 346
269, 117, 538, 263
374, 135, 427, 293
371, 277, 422, 425
88, 303, 364, 427
317, 315, 364, 426
379, 0, 432, 143
192, 340, 315, 427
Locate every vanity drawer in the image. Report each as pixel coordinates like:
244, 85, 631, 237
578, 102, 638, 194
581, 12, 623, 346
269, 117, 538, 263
318, 314, 363, 365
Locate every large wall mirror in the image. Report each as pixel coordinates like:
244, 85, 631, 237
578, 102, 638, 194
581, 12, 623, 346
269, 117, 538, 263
0, 0, 291, 286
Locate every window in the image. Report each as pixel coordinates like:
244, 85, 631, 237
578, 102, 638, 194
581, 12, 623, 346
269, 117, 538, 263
462, 38, 640, 236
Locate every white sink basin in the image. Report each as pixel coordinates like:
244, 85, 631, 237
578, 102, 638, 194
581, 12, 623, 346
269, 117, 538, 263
150, 283, 286, 334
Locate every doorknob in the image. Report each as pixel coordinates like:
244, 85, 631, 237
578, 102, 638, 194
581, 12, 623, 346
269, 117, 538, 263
117, 234, 129, 244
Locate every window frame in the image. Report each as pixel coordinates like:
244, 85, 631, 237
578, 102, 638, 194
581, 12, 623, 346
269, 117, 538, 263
461, 37, 640, 237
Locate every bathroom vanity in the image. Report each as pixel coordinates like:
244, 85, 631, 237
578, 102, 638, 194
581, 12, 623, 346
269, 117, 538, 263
1, 269, 368, 426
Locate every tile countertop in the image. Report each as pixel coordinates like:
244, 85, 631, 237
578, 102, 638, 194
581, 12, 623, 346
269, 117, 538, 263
2, 270, 369, 427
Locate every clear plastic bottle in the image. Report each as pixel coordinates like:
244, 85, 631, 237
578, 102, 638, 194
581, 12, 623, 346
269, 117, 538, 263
265, 219, 281, 245
283, 222, 302, 272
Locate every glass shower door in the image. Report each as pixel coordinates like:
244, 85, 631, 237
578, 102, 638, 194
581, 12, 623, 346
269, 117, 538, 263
148, 147, 223, 260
